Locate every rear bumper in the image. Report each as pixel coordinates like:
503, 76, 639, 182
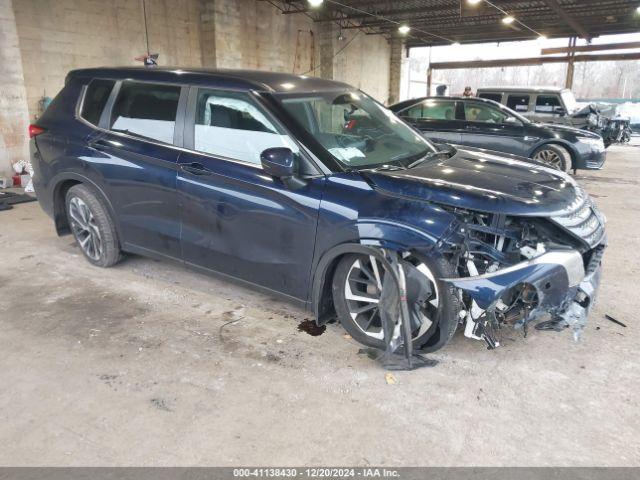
445, 243, 606, 336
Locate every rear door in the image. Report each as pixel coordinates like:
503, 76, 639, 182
176, 87, 325, 300
90, 80, 186, 257
458, 100, 527, 155
505, 93, 532, 121
397, 99, 462, 144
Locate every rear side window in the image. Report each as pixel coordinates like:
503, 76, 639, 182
401, 100, 456, 120
464, 102, 509, 124
506, 94, 530, 112
535, 95, 562, 113
80, 79, 115, 126
110, 81, 180, 144
193, 89, 297, 164
478, 93, 502, 103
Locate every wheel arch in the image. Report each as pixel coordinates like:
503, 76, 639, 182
50, 173, 121, 241
527, 140, 577, 168
311, 229, 443, 326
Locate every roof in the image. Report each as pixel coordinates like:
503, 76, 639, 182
68, 67, 353, 93
476, 86, 569, 93
390, 95, 511, 110
275, 1, 640, 47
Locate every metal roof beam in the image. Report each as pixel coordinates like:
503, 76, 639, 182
542, 0, 592, 40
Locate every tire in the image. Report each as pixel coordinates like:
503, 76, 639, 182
65, 184, 122, 267
531, 144, 572, 172
331, 252, 460, 352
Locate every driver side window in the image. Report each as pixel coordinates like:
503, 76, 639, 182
193, 89, 298, 164
464, 103, 509, 124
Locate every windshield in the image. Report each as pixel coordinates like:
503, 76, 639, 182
561, 90, 578, 112
276, 90, 436, 169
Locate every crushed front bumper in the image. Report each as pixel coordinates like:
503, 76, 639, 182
445, 243, 606, 342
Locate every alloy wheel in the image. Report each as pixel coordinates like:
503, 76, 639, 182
343, 255, 439, 340
533, 149, 563, 170
68, 196, 103, 261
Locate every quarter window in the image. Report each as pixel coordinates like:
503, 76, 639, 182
193, 90, 298, 164
81, 79, 115, 126
110, 81, 180, 144
535, 95, 562, 113
401, 100, 457, 121
506, 94, 530, 112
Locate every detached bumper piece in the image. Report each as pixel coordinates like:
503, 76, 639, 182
445, 244, 605, 348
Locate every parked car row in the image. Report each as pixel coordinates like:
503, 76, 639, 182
30, 68, 606, 354
390, 96, 606, 172
476, 86, 631, 147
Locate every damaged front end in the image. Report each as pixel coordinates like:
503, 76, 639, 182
440, 187, 606, 349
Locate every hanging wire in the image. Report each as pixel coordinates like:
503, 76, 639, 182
142, 0, 150, 55
302, 30, 362, 75
480, 0, 544, 37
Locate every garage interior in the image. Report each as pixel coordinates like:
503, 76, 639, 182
1, 0, 640, 468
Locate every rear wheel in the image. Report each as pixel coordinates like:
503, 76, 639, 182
531, 144, 572, 172
65, 184, 121, 267
331, 253, 460, 352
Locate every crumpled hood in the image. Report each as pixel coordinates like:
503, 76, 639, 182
362, 147, 579, 216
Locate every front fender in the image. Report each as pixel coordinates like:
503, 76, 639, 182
310, 219, 457, 324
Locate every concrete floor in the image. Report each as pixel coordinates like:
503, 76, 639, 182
0, 146, 639, 466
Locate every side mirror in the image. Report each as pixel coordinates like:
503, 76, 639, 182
553, 106, 566, 115
261, 147, 296, 178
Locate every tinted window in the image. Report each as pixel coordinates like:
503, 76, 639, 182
402, 100, 456, 120
535, 95, 562, 113
110, 82, 180, 144
81, 79, 115, 126
464, 103, 510, 124
194, 90, 298, 164
506, 94, 530, 112
478, 93, 502, 103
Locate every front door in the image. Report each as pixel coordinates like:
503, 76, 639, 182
459, 101, 526, 156
177, 87, 325, 300
398, 99, 463, 145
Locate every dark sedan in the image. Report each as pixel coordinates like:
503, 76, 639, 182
390, 96, 606, 172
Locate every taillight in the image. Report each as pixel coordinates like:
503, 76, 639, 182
28, 124, 45, 138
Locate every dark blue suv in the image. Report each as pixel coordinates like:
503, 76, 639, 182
30, 68, 606, 352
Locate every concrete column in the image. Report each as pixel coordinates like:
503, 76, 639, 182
317, 20, 334, 80
0, 0, 30, 176
388, 37, 404, 105
200, 0, 217, 68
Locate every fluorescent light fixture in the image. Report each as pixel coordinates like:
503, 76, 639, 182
307, 0, 323, 7
502, 15, 515, 24
398, 25, 411, 35
467, 0, 482, 4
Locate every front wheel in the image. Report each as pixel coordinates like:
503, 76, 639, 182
331, 253, 460, 352
531, 144, 572, 172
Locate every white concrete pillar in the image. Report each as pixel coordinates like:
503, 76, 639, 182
0, 0, 29, 176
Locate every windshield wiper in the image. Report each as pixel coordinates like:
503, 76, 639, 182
371, 163, 406, 172
406, 150, 451, 169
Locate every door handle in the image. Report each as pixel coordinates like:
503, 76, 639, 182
89, 138, 111, 151
180, 162, 213, 176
